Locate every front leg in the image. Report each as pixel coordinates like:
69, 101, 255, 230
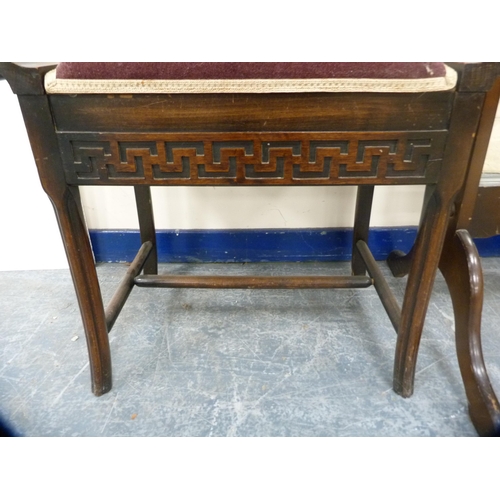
393, 190, 452, 397
51, 186, 112, 396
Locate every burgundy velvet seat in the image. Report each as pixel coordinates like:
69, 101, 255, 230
45, 62, 457, 94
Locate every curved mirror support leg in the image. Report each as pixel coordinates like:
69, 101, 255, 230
440, 229, 500, 436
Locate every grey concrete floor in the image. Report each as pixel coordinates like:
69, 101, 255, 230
1, 259, 499, 437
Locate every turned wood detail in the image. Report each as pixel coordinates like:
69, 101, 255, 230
58, 131, 446, 185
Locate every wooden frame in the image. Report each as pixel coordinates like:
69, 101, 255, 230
1, 62, 499, 435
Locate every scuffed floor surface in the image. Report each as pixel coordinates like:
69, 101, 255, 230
1, 260, 499, 437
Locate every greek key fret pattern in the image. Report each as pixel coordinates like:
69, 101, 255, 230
59, 132, 446, 185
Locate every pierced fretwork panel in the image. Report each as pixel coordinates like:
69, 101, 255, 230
59, 132, 446, 185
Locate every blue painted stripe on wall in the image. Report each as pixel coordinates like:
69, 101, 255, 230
89, 228, 500, 263
473, 235, 500, 257
89, 227, 419, 263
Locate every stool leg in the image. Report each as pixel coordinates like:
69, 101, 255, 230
393, 190, 451, 397
351, 186, 374, 275
134, 186, 158, 275
439, 229, 500, 436
17, 95, 112, 397
52, 186, 112, 396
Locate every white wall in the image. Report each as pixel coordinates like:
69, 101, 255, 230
0, 80, 439, 271
79, 184, 425, 230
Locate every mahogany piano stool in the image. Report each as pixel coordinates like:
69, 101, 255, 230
1, 62, 499, 436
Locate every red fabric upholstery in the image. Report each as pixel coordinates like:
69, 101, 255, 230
56, 62, 447, 80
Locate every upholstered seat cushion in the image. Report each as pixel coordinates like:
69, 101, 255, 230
45, 62, 457, 94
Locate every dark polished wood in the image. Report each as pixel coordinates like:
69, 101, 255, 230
57, 131, 445, 187
50, 92, 454, 133
384, 65, 500, 434
441, 69, 500, 436
351, 185, 374, 276
0, 62, 55, 95
448, 62, 500, 93
439, 230, 500, 436
456, 79, 500, 229
16, 92, 112, 397
356, 240, 401, 331
393, 91, 485, 398
135, 274, 373, 289
2, 62, 500, 435
386, 249, 413, 278
105, 241, 153, 332
134, 186, 157, 275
